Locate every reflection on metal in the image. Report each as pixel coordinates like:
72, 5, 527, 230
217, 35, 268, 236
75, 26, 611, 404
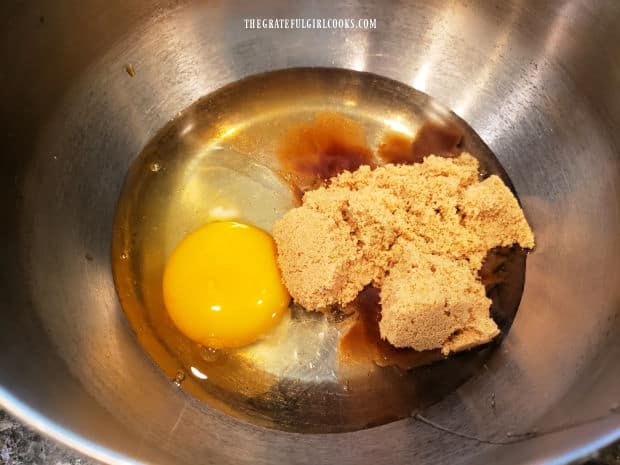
1, 1, 619, 465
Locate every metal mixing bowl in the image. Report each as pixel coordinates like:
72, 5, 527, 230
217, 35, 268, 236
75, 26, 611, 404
1, 1, 619, 464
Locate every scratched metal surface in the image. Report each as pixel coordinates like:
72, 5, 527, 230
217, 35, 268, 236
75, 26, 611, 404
0, 1, 619, 464
1, 410, 619, 465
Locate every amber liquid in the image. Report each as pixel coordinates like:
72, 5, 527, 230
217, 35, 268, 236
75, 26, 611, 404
275, 109, 524, 371
112, 68, 528, 433
277, 111, 465, 193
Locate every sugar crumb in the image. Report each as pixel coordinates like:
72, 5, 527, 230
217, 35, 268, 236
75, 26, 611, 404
273, 153, 535, 354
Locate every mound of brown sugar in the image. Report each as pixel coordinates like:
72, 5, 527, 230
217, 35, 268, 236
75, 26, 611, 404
273, 153, 535, 355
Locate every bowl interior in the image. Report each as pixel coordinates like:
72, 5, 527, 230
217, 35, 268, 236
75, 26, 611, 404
1, 1, 619, 464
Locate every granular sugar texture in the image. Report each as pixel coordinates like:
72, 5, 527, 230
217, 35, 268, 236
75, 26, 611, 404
273, 153, 535, 355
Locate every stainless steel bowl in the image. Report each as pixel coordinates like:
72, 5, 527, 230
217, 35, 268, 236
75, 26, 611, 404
1, 1, 619, 464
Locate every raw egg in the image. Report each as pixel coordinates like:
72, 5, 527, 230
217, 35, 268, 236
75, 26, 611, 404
163, 221, 290, 349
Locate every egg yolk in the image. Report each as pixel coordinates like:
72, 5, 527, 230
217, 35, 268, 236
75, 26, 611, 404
163, 221, 290, 349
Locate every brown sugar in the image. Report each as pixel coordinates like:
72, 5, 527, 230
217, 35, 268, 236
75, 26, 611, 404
379, 246, 495, 353
338, 287, 444, 369
271, 207, 366, 309
273, 153, 535, 355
